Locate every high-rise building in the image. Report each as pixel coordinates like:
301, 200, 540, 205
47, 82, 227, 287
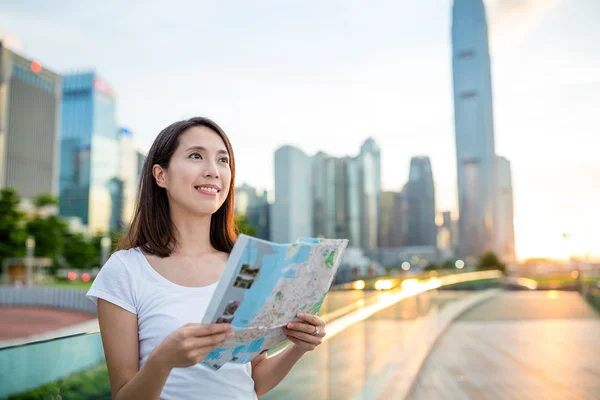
136, 150, 146, 186
452, 0, 498, 259
0, 43, 62, 200
357, 138, 381, 252
271, 146, 312, 243
59, 72, 120, 235
379, 189, 408, 248
438, 211, 457, 260
312, 152, 336, 239
273, 139, 380, 251
495, 156, 516, 263
235, 183, 270, 240
118, 128, 138, 227
312, 153, 350, 240
345, 156, 362, 247
379, 191, 395, 248
406, 157, 437, 246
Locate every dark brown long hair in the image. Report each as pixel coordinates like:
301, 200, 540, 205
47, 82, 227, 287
118, 117, 237, 257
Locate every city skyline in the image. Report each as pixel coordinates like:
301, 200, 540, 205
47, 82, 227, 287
1, 0, 598, 260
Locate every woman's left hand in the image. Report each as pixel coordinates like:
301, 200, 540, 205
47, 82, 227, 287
282, 312, 326, 352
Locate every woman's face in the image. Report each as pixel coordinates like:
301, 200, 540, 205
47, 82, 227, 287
153, 126, 231, 217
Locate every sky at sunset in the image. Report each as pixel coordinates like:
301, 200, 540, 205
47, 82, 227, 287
1, 0, 598, 261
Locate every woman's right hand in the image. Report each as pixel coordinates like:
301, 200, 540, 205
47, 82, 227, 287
151, 323, 234, 369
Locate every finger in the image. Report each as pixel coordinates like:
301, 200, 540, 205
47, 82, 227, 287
282, 328, 322, 345
191, 330, 234, 348
286, 321, 324, 336
297, 312, 325, 327
186, 323, 233, 337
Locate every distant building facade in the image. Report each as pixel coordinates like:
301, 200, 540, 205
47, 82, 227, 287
495, 155, 516, 263
0, 42, 62, 200
271, 146, 313, 243
235, 183, 270, 240
406, 156, 437, 246
59, 72, 120, 234
452, 0, 498, 259
379, 188, 408, 248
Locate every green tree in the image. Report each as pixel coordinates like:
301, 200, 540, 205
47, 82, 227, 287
32, 193, 59, 208
234, 214, 257, 236
26, 216, 69, 260
63, 233, 99, 270
0, 188, 27, 264
476, 251, 506, 274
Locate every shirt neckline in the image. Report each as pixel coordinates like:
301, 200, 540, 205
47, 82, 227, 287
134, 248, 219, 291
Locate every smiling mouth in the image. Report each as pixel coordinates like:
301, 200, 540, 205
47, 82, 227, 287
195, 186, 220, 195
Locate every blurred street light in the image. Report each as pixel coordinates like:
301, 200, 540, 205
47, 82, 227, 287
26, 236, 35, 286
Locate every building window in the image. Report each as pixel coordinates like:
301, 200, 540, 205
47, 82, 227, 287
459, 90, 477, 99
457, 49, 475, 59
12, 64, 55, 93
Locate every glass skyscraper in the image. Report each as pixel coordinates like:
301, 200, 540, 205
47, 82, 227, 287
359, 138, 381, 250
406, 156, 437, 247
495, 156, 516, 263
452, 0, 498, 260
59, 72, 120, 235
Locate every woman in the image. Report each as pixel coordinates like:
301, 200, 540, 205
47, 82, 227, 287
87, 117, 326, 399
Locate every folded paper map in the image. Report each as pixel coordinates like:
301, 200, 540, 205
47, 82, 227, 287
200, 234, 349, 370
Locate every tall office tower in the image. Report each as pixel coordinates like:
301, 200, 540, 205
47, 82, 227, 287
136, 150, 146, 186
452, 0, 498, 259
379, 189, 408, 248
0, 42, 62, 200
360, 138, 381, 248
312, 153, 350, 240
235, 183, 271, 240
271, 145, 313, 243
379, 191, 395, 248
59, 72, 119, 234
118, 128, 138, 227
438, 211, 457, 259
312, 152, 336, 239
406, 157, 437, 246
357, 138, 381, 252
495, 156, 516, 263
345, 156, 362, 248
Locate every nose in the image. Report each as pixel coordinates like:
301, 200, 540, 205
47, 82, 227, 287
203, 159, 219, 179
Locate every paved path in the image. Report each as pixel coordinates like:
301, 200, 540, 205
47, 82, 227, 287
0, 307, 98, 348
408, 291, 600, 400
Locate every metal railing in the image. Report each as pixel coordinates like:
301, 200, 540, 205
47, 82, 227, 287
0, 271, 503, 399
0, 287, 96, 315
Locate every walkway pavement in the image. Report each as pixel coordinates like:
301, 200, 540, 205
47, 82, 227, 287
0, 307, 98, 348
408, 291, 600, 400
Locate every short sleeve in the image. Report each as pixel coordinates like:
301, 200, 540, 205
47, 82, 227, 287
87, 252, 137, 315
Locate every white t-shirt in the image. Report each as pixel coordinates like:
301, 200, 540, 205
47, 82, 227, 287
86, 248, 257, 400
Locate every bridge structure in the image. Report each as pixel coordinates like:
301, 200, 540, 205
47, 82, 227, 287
1, 270, 599, 399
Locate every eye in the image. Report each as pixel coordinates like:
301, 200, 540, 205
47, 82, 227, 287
219, 157, 230, 164
189, 152, 202, 160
